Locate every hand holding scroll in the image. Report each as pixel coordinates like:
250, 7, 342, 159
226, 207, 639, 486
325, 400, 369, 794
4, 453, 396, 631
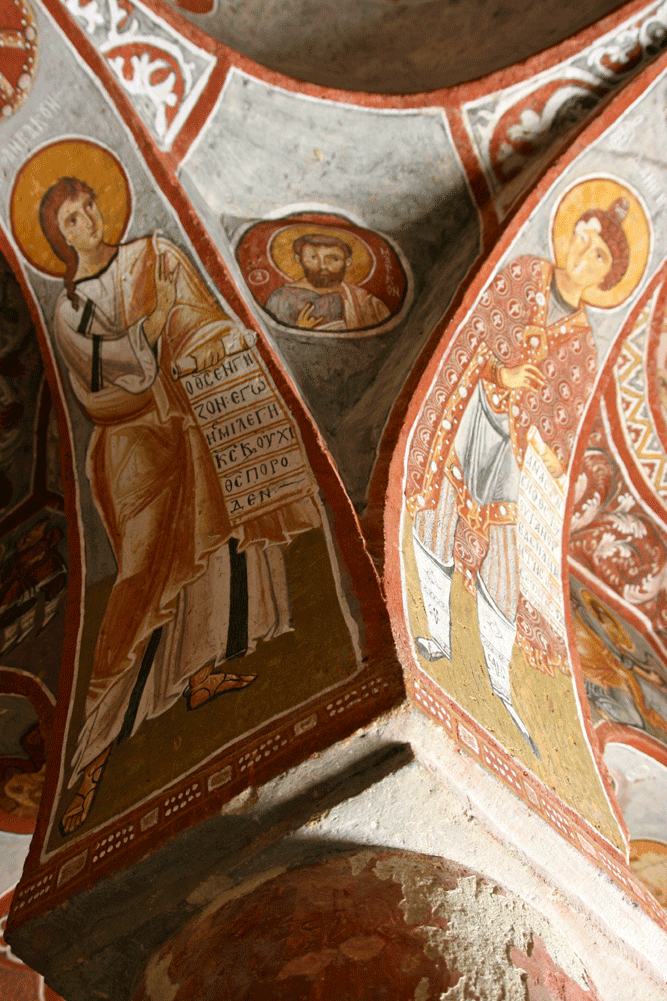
171, 325, 257, 380
540, 443, 564, 479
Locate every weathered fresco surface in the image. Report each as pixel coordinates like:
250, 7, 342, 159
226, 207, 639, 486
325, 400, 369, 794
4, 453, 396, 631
6, 0, 667, 950
0, 3, 400, 919
463, 0, 667, 221
0, 241, 67, 838
0, 199, 66, 1001
569, 260, 667, 749
63, 0, 216, 151
394, 61, 667, 853
11, 135, 368, 844
133, 850, 603, 1001
179, 69, 480, 505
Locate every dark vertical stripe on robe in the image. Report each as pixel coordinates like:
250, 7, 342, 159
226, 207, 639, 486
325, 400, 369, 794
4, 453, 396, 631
117, 626, 164, 744
226, 538, 248, 660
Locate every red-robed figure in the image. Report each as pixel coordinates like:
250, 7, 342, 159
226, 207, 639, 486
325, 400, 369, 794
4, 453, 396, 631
406, 181, 647, 754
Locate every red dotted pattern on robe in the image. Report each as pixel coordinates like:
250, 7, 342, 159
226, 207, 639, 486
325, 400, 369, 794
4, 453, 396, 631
406, 256, 597, 675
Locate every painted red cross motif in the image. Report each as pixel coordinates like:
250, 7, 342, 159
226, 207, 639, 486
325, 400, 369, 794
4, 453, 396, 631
0, 0, 38, 119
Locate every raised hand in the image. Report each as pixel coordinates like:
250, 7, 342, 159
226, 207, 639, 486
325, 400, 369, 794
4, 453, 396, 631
296, 302, 324, 329
154, 251, 179, 318
145, 250, 179, 343
498, 363, 545, 391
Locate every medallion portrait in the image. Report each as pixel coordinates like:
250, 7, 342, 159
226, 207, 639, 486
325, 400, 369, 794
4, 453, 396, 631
234, 211, 412, 338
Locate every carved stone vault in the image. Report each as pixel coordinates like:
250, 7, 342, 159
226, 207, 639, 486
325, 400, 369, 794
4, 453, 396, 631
2, 0, 667, 998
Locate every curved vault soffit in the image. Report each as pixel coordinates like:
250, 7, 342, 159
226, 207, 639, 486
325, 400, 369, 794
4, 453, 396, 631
5, 3, 667, 992
163, 0, 628, 94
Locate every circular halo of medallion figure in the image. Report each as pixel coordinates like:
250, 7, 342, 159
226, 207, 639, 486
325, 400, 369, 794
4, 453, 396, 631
235, 214, 412, 338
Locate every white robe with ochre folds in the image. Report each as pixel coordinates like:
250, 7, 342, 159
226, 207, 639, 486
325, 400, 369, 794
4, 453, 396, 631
55, 237, 319, 781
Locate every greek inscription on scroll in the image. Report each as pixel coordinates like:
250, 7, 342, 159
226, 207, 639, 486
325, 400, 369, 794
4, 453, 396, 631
173, 329, 315, 526
517, 427, 566, 635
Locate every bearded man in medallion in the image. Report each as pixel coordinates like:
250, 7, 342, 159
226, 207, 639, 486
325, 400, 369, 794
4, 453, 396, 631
265, 232, 390, 332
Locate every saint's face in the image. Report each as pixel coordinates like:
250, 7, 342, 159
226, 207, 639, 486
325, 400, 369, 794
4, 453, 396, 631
56, 191, 104, 256
298, 243, 350, 288
564, 220, 613, 290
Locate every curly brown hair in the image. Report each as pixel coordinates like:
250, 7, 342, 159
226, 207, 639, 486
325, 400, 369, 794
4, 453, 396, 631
577, 198, 630, 292
293, 232, 352, 259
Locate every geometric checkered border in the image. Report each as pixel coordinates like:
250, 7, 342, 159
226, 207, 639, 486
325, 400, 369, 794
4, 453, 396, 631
11, 672, 400, 927
409, 671, 667, 930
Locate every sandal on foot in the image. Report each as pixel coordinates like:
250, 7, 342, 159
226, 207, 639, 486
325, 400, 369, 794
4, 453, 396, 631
185, 672, 257, 711
59, 751, 109, 837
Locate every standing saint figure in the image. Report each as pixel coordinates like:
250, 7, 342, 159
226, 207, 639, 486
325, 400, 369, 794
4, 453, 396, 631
407, 179, 648, 754
26, 157, 321, 835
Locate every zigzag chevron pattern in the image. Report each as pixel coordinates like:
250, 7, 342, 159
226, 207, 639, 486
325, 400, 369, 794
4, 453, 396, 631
614, 290, 667, 499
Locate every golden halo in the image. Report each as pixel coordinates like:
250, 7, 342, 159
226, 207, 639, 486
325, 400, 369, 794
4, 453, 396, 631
268, 223, 374, 285
10, 139, 131, 277
550, 177, 650, 309
580, 589, 633, 650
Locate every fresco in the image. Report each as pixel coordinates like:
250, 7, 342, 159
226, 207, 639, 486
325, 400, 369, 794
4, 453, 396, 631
463, 0, 667, 221
0, 693, 45, 825
9, 0, 667, 955
62, 0, 216, 151
235, 211, 411, 337
390, 58, 667, 850
410, 178, 648, 749
567, 258, 667, 747
0, 248, 49, 516
0, 187, 67, 835
133, 851, 604, 1001
571, 581, 667, 742
5, 132, 376, 844
179, 69, 480, 503
0, 0, 39, 121
604, 741, 667, 907
404, 176, 647, 778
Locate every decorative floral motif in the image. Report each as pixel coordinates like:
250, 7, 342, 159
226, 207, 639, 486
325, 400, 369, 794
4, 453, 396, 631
0, 0, 38, 120
570, 422, 667, 650
463, 0, 667, 219
63, 0, 214, 149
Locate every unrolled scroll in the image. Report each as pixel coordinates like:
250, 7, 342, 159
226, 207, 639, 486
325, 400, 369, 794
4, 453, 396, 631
517, 426, 567, 636
172, 328, 316, 528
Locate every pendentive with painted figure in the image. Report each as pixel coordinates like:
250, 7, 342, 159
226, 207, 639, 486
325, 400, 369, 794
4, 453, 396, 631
407, 177, 649, 755
11, 140, 344, 838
